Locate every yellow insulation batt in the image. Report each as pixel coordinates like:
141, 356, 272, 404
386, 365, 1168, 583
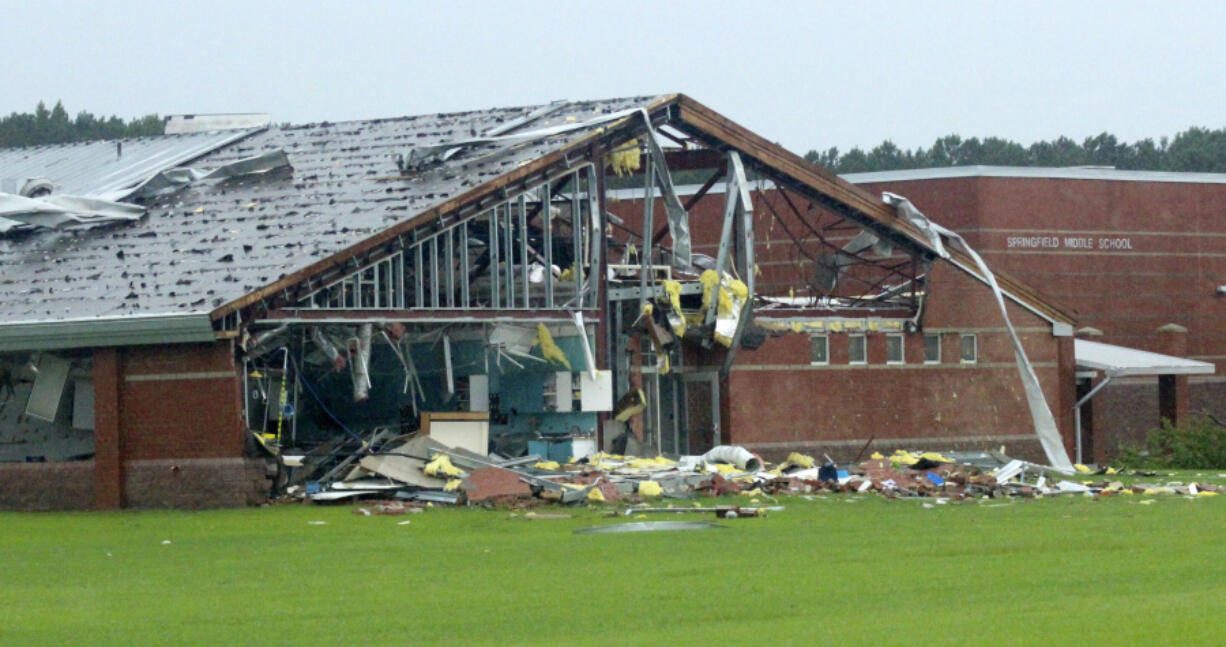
699, 270, 720, 312
637, 481, 662, 497
606, 139, 641, 177
658, 279, 686, 337
535, 323, 572, 370
783, 452, 816, 470
424, 454, 463, 478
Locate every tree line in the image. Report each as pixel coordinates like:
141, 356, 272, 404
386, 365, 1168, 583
0, 101, 163, 148
807, 128, 1226, 174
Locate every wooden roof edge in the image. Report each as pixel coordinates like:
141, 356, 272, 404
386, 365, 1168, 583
671, 93, 1078, 328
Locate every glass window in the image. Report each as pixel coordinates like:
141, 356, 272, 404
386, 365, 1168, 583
809, 335, 829, 365
960, 334, 978, 363
848, 334, 867, 364
924, 334, 941, 363
886, 334, 904, 364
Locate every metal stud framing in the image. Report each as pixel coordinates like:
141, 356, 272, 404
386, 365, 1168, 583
296, 164, 598, 311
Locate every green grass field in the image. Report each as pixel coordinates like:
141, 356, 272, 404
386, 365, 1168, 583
3, 480, 1225, 646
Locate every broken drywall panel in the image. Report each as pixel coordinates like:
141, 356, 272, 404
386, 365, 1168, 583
25, 354, 71, 422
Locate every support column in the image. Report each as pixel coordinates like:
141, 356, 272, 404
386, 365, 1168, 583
92, 347, 124, 509
1156, 323, 1189, 428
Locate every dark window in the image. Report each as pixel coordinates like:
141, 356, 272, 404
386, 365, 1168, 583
849, 335, 867, 364
924, 334, 941, 363
960, 334, 978, 363
886, 334, 904, 364
810, 335, 829, 364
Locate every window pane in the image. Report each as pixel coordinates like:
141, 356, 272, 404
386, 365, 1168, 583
924, 334, 940, 362
810, 336, 828, 364
960, 334, 977, 362
849, 335, 866, 363
886, 335, 903, 363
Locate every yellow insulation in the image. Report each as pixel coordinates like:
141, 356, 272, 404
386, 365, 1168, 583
699, 270, 720, 312
659, 279, 686, 337
535, 323, 571, 370
425, 454, 463, 478
783, 452, 816, 469
638, 481, 662, 497
605, 139, 642, 177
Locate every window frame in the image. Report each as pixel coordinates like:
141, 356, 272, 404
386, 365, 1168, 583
923, 333, 941, 364
809, 334, 829, 366
885, 333, 905, 365
848, 334, 867, 365
959, 333, 978, 364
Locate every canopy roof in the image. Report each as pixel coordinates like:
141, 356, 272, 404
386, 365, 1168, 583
1075, 339, 1215, 377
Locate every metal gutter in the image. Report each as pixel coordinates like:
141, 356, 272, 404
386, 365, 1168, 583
842, 165, 1226, 185
0, 313, 216, 351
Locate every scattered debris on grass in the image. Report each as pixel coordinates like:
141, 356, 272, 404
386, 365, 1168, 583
284, 439, 1224, 513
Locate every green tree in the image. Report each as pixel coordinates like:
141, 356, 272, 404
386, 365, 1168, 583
0, 100, 163, 148
804, 126, 1226, 174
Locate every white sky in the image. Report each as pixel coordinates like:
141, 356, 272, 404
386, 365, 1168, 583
1, 0, 1223, 154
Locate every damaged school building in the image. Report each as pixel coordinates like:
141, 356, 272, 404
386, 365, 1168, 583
0, 93, 1198, 510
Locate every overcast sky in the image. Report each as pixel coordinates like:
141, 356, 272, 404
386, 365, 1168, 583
1, 1, 1223, 154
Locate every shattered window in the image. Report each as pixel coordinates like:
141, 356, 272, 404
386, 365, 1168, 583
848, 335, 866, 364
960, 334, 978, 363
886, 334, 904, 364
923, 334, 940, 363
809, 335, 828, 364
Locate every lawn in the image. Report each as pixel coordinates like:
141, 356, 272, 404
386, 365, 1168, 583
3, 478, 1225, 646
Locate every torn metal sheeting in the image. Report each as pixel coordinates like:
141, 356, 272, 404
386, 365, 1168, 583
574, 521, 725, 534
0, 193, 145, 231
0, 128, 259, 198
119, 149, 292, 201
395, 489, 462, 505
310, 490, 379, 502
883, 192, 1074, 472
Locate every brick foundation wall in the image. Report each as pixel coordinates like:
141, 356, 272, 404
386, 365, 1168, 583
123, 458, 270, 509
0, 461, 95, 511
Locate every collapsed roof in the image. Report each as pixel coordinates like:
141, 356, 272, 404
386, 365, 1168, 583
0, 94, 1074, 351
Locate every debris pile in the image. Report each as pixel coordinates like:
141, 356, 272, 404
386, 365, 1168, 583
285, 437, 1220, 508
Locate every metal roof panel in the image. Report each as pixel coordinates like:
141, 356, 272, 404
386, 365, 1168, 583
0, 129, 259, 197
0, 96, 667, 325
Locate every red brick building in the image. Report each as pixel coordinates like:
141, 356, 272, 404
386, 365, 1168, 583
0, 97, 1085, 510
840, 167, 1224, 460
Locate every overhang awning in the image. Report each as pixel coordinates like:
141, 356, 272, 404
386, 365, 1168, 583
1075, 339, 1216, 377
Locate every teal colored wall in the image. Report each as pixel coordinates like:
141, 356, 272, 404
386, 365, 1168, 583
292, 333, 597, 448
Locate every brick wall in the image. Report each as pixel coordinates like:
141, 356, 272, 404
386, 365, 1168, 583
856, 176, 1226, 362
78, 340, 266, 511
725, 263, 1072, 461
119, 342, 246, 461
0, 461, 95, 511
124, 458, 270, 509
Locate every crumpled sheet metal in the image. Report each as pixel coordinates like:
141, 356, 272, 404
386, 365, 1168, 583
882, 192, 1073, 472
0, 193, 144, 231
0, 151, 292, 233
115, 149, 292, 202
